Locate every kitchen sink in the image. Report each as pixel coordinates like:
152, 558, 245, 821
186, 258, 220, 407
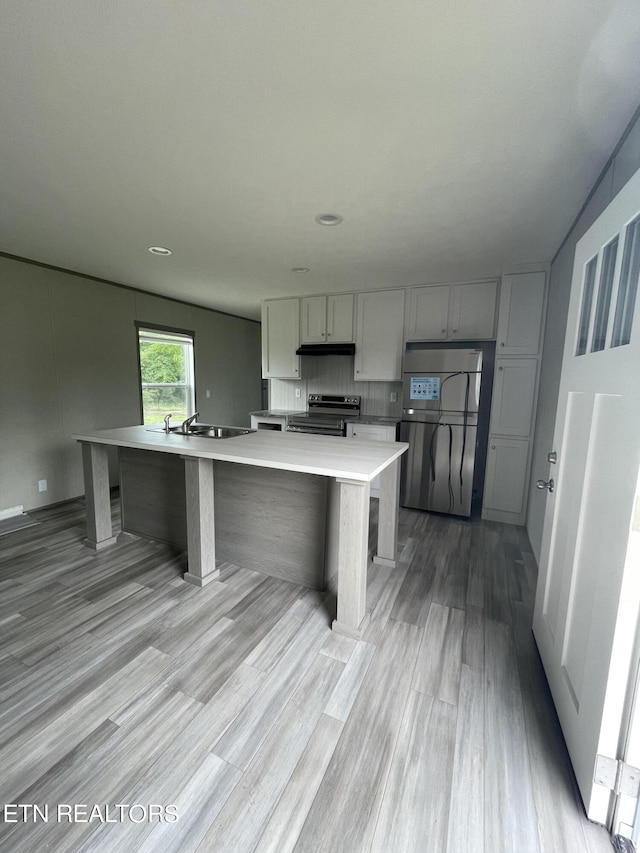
190, 426, 255, 438
148, 424, 256, 439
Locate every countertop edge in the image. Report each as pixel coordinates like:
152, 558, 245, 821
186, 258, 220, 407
73, 427, 408, 483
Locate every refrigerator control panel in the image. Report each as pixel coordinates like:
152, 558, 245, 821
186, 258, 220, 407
409, 376, 440, 400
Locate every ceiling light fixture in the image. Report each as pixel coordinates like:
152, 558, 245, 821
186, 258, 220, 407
148, 246, 172, 256
291, 267, 310, 273
314, 213, 343, 226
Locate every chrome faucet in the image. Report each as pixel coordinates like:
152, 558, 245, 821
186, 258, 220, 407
181, 412, 200, 433
163, 413, 173, 433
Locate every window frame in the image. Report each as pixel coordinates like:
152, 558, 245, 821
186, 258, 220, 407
135, 321, 196, 425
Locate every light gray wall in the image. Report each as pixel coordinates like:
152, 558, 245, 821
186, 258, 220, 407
0, 256, 262, 512
527, 107, 640, 562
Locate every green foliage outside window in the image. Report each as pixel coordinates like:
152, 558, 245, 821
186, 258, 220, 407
139, 341, 185, 384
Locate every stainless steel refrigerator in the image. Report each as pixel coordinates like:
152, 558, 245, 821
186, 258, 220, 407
399, 347, 483, 517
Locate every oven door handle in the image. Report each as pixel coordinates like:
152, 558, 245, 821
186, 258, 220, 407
286, 425, 345, 436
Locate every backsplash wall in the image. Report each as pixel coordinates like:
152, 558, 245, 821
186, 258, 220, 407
269, 356, 403, 417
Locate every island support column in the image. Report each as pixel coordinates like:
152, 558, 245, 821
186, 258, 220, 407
183, 456, 219, 587
81, 442, 118, 550
332, 477, 370, 639
373, 457, 400, 568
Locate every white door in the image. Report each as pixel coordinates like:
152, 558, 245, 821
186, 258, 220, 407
532, 165, 640, 824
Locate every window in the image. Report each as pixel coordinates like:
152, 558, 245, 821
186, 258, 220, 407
576, 256, 597, 356
591, 236, 618, 352
137, 325, 195, 425
611, 213, 640, 348
575, 215, 640, 356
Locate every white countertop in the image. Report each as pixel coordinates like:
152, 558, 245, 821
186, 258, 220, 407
249, 409, 306, 417
73, 425, 408, 482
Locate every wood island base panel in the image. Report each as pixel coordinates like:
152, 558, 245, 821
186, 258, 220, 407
119, 447, 329, 589
74, 426, 407, 637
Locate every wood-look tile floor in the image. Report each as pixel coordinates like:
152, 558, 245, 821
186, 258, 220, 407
0, 498, 613, 852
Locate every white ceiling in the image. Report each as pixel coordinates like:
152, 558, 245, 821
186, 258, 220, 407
1, 2, 639, 321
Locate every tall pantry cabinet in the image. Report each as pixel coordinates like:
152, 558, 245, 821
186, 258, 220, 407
482, 271, 547, 525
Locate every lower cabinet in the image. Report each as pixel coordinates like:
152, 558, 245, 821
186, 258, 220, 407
250, 415, 286, 431
482, 437, 530, 521
346, 422, 397, 497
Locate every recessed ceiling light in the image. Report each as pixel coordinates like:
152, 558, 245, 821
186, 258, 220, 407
148, 246, 172, 256
314, 213, 343, 226
292, 267, 310, 273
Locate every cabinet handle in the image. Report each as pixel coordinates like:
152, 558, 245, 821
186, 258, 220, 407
452, 329, 458, 333
498, 366, 503, 371
491, 445, 496, 450
441, 328, 447, 334
500, 342, 505, 347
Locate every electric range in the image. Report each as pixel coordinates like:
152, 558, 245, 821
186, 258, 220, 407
286, 394, 361, 436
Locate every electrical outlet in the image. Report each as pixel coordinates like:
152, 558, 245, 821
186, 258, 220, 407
295, 388, 301, 398
206, 390, 211, 398
390, 392, 398, 403
38, 479, 47, 492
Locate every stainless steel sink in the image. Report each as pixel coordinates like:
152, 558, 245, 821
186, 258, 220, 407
190, 426, 255, 438
148, 424, 255, 439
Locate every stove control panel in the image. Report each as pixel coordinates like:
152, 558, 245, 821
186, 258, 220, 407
308, 394, 361, 406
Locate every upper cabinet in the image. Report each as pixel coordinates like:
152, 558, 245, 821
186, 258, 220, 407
496, 271, 546, 355
449, 281, 498, 339
355, 289, 405, 381
261, 298, 301, 379
406, 281, 498, 341
261, 274, 539, 389
406, 286, 450, 340
301, 294, 354, 343
327, 293, 354, 342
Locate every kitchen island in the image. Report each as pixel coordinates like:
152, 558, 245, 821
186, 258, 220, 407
73, 425, 408, 638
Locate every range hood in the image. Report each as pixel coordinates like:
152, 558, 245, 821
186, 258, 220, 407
295, 343, 356, 356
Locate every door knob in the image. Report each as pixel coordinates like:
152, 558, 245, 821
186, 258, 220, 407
536, 478, 555, 493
